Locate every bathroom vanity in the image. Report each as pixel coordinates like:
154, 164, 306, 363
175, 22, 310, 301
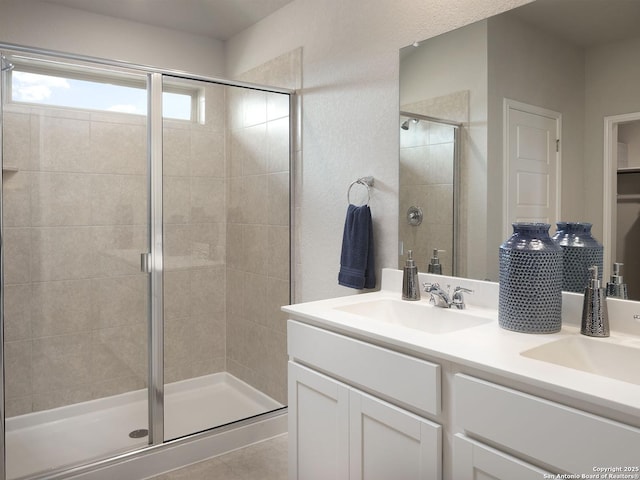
284, 269, 640, 480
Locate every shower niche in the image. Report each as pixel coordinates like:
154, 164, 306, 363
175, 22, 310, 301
0, 48, 293, 479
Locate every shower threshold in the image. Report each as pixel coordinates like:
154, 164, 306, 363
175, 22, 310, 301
5, 372, 282, 479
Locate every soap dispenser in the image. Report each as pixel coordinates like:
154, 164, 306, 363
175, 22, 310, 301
581, 266, 609, 337
402, 250, 420, 301
606, 262, 628, 299
427, 249, 443, 275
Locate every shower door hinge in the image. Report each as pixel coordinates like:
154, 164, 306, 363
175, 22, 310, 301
140, 253, 151, 273
556, 139, 560, 152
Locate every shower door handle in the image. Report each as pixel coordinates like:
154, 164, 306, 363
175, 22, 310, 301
141, 253, 151, 273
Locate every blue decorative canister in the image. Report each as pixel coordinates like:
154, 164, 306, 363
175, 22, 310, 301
499, 223, 563, 333
552, 222, 603, 293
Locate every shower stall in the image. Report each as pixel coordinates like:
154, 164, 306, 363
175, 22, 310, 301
0, 45, 292, 479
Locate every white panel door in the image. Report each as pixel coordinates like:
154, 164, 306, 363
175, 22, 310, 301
505, 101, 560, 231
453, 434, 551, 480
288, 362, 349, 480
349, 389, 442, 480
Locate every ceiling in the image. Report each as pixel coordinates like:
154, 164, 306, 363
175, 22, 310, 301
511, 0, 640, 47
42, 0, 294, 40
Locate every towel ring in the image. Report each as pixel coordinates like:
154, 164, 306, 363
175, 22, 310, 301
347, 176, 374, 206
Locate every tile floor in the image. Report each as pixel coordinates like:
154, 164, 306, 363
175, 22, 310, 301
149, 434, 288, 480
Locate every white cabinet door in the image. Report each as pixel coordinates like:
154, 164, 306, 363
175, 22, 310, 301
453, 434, 551, 480
349, 390, 442, 480
288, 362, 349, 480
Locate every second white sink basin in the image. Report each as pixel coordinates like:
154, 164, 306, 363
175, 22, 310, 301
521, 336, 640, 385
334, 298, 492, 334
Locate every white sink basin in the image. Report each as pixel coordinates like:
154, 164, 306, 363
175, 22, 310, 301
334, 298, 492, 334
521, 336, 640, 385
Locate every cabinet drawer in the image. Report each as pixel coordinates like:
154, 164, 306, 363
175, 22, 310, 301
288, 320, 440, 416
453, 434, 551, 480
455, 374, 640, 474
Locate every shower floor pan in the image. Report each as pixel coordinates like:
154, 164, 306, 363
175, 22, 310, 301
5, 372, 282, 479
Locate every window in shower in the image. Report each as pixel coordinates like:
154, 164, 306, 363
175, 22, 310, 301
9, 64, 195, 120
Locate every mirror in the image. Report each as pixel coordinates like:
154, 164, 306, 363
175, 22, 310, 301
399, 0, 640, 300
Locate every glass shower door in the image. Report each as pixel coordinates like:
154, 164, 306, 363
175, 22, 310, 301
1, 52, 151, 478
162, 76, 290, 440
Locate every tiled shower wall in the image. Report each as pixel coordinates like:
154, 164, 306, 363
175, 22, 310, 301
399, 118, 455, 275
226, 49, 301, 405
1, 51, 298, 416
2, 106, 150, 416
162, 83, 228, 384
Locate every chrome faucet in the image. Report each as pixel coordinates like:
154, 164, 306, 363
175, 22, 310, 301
423, 283, 473, 309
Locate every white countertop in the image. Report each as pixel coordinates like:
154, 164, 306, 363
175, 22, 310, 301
283, 269, 640, 420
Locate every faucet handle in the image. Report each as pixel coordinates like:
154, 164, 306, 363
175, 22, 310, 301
451, 286, 473, 309
423, 282, 439, 292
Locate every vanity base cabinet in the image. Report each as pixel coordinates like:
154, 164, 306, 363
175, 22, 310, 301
453, 434, 551, 480
288, 361, 350, 480
454, 374, 640, 477
288, 361, 442, 480
350, 388, 441, 480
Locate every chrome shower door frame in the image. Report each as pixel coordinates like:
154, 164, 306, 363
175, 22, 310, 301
0, 42, 294, 480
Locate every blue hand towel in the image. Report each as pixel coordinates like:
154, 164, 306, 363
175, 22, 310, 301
338, 204, 376, 289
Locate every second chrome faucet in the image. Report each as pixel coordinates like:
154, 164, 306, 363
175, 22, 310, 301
423, 283, 473, 309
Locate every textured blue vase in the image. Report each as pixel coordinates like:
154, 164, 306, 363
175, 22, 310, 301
552, 222, 603, 293
499, 223, 563, 334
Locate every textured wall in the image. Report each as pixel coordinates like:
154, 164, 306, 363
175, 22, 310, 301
226, 0, 533, 302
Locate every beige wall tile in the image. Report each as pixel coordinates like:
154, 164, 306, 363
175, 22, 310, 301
268, 173, 290, 226
190, 222, 225, 267
92, 275, 148, 329
163, 127, 190, 176
4, 340, 32, 398
242, 174, 268, 225
190, 129, 225, 177
190, 266, 225, 318
32, 333, 92, 393
3, 227, 31, 285
92, 325, 147, 381
91, 375, 146, 401
164, 224, 192, 271
35, 116, 91, 173
266, 278, 290, 334
90, 121, 146, 175
241, 124, 268, 175
93, 225, 148, 277
190, 177, 225, 223
227, 176, 244, 224
31, 279, 94, 337
31, 172, 92, 226
31, 227, 93, 282
2, 171, 31, 227
4, 396, 33, 418
32, 386, 93, 412
243, 225, 268, 275
244, 273, 267, 327
268, 226, 290, 281
243, 90, 267, 128
90, 174, 147, 226
3, 284, 32, 341
164, 176, 191, 224
267, 117, 290, 173
2, 112, 31, 170
163, 270, 191, 320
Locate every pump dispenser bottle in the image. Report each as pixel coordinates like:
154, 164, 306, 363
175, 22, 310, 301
427, 249, 443, 274
581, 266, 609, 337
402, 250, 420, 301
606, 262, 628, 299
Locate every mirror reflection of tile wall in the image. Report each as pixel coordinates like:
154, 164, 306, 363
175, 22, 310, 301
399, 90, 468, 277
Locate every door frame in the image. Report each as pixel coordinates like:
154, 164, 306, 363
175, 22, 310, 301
603, 111, 640, 279
502, 98, 562, 239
